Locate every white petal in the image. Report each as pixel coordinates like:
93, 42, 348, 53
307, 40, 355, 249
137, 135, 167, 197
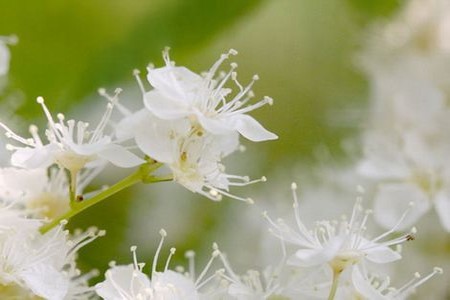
20, 264, 69, 300
358, 132, 410, 179
144, 90, 190, 120
96, 265, 150, 300
365, 244, 402, 264
152, 270, 198, 300
147, 65, 202, 100
373, 183, 430, 231
99, 144, 145, 168
196, 114, 232, 135
134, 117, 189, 163
289, 238, 342, 267
11, 145, 55, 169
352, 267, 385, 300
210, 132, 240, 157
232, 114, 278, 142
435, 190, 450, 232
114, 109, 148, 140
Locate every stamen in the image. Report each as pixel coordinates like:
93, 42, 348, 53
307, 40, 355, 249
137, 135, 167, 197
152, 229, 167, 276
133, 69, 147, 95
185, 250, 195, 279
130, 245, 140, 271
164, 248, 176, 271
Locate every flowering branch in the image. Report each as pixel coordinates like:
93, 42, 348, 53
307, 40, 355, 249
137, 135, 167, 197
40, 160, 168, 234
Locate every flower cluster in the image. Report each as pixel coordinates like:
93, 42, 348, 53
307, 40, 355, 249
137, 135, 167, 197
94, 187, 442, 300
358, 0, 450, 232
0, 203, 103, 299
118, 48, 276, 201
0, 43, 281, 299
0, 11, 446, 298
95, 230, 226, 299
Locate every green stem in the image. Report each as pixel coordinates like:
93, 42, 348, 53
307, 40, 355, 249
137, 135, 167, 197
69, 170, 77, 205
40, 162, 165, 234
328, 269, 341, 300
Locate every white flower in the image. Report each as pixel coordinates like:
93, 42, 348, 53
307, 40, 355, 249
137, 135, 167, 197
265, 183, 413, 276
0, 203, 41, 234
352, 265, 443, 300
96, 230, 222, 300
357, 0, 450, 232
117, 108, 264, 202
0, 165, 104, 220
0, 35, 16, 76
358, 130, 450, 232
0, 220, 104, 299
1, 91, 144, 173
139, 48, 277, 142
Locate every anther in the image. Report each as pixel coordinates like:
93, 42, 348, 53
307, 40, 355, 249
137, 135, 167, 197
185, 250, 195, 258
159, 229, 167, 237
29, 125, 38, 133
36, 96, 45, 104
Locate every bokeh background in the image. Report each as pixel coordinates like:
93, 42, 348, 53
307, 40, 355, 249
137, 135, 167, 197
7, 0, 443, 291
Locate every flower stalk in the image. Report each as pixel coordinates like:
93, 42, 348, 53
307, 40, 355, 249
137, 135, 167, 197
327, 268, 341, 300
40, 160, 168, 233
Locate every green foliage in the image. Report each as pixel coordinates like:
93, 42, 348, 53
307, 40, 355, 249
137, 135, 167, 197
0, 0, 263, 117
346, 0, 403, 22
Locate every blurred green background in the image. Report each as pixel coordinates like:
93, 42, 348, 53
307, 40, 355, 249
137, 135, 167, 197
0, 0, 402, 280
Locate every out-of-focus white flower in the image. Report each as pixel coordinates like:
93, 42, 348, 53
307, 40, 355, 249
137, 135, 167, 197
0, 35, 17, 76
96, 230, 223, 300
0, 167, 69, 220
352, 265, 443, 300
0, 203, 41, 233
358, 0, 450, 232
140, 48, 277, 142
265, 183, 413, 277
0, 219, 104, 300
358, 115, 450, 232
0, 165, 104, 220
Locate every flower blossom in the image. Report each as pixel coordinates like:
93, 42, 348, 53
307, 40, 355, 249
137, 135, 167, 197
358, 0, 450, 232
265, 183, 415, 283
0, 166, 102, 220
142, 48, 277, 142
115, 49, 275, 201
0, 215, 103, 300
0, 90, 144, 173
0, 35, 17, 76
96, 229, 224, 300
352, 265, 443, 300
